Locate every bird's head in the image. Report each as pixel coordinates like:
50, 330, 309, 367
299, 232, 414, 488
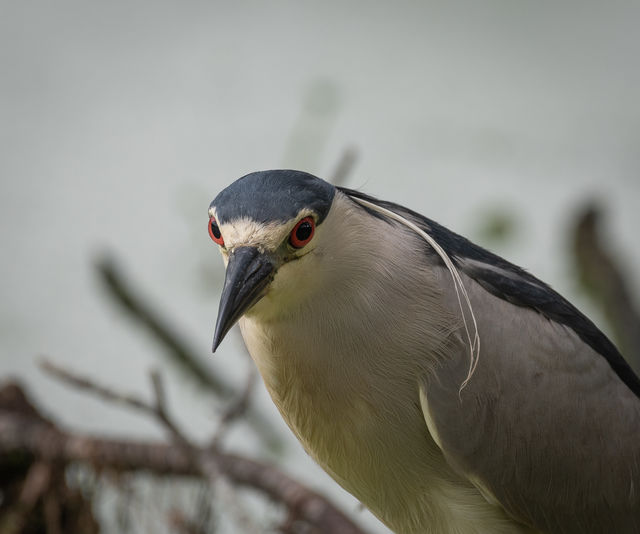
208, 170, 338, 351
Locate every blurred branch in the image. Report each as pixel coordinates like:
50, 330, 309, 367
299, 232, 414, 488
40, 359, 265, 531
211, 366, 257, 449
94, 255, 283, 451
40, 359, 192, 451
281, 79, 341, 172
41, 358, 155, 416
330, 146, 358, 187
96, 256, 232, 396
1, 461, 52, 534
0, 383, 100, 534
572, 203, 640, 370
0, 381, 370, 534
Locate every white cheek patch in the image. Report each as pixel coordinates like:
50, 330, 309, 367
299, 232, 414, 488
219, 218, 287, 251
208, 208, 317, 252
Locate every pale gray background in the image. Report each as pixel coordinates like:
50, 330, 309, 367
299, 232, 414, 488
1, 1, 639, 532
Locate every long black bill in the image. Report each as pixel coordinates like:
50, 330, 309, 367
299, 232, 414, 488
212, 246, 275, 352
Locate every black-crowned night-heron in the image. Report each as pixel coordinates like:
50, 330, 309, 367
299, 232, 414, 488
208, 170, 640, 534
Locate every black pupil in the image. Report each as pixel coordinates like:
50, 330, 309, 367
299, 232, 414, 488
296, 221, 312, 241
211, 221, 221, 239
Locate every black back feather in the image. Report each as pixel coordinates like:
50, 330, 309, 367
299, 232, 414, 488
339, 187, 640, 398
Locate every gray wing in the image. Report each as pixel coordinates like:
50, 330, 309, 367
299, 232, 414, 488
341, 188, 640, 532
420, 266, 640, 534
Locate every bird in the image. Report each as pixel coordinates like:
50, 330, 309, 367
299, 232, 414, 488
208, 169, 640, 534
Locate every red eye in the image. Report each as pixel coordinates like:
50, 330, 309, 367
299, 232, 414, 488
289, 217, 315, 249
208, 217, 225, 246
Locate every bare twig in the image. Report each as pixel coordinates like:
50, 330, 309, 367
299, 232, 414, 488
150, 369, 167, 414
19, 461, 52, 508
40, 359, 152, 415
0, 462, 52, 534
149, 370, 193, 450
211, 366, 257, 448
39, 360, 263, 532
96, 257, 232, 396
40, 359, 195, 457
94, 255, 283, 451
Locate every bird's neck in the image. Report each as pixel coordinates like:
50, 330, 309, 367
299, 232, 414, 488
238, 194, 461, 434
236, 197, 528, 533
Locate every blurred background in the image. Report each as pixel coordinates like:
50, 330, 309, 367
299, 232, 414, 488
1, 1, 639, 533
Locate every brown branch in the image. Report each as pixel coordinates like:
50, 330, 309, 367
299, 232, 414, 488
0, 403, 369, 534
40, 359, 153, 416
19, 461, 51, 508
148, 369, 193, 450
0, 383, 100, 534
40, 359, 202, 472
33, 364, 367, 532
40, 360, 187, 448
0, 461, 52, 534
572, 203, 640, 371
43, 490, 63, 534
40, 361, 257, 532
